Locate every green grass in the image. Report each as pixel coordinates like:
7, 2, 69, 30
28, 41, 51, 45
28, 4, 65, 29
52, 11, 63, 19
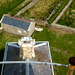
0, 31, 21, 73
57, 0, 75, 28
48, 0, 69, 24
0, 0, 75, 75
0, 0, 24, 19
0, 28, 75, 75
32, 27, 75, 75
18, 0, 59, 20
0, 31, 21, 50
8, 0, 32, 16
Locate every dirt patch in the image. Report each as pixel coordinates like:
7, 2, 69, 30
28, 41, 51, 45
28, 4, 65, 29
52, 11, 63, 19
18, 0, 56, 20
71, 10, 75, 13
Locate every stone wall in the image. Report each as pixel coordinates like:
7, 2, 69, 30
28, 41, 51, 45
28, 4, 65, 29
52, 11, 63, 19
1, 23, 29, 36
28, 21, 35, 36
15, 0, 39, 16
19, 17, 46, 26
50, 0, 75, 33
51, 23, 75, 33
53, 0, 73, 24
35, 20, 46, 26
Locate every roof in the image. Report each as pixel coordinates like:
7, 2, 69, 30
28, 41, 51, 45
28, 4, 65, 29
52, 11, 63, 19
1, 15, 31, 31
1, 42, 54, 75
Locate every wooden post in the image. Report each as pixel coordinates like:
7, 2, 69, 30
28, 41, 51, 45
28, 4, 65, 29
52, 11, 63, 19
67, 57, 75, 75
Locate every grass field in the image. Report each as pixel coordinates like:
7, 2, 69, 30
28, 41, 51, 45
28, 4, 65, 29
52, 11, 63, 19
32, 27, 75, 75
0, 0, 24, 19
0, 0, 75, 74
8, 0, 32, 16
57, 0, 75, 28
18, 0, 58, 20
48, 0, 69, 24
0, 27, 75, 75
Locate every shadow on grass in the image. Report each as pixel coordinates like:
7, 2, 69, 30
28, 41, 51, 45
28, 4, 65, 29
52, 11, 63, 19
0, 49, 4, 74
